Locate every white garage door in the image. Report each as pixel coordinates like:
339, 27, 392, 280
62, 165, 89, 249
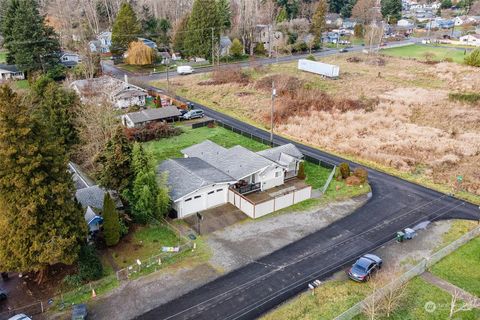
206, 188, 226, 208
181, 194, 205, 217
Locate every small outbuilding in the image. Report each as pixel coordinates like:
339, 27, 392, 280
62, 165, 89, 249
121, 105, 182, 128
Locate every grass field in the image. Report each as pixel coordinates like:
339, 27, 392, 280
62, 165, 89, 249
381, 44, 468, 63
354, 277, 480, 320
430, 237, 480, 297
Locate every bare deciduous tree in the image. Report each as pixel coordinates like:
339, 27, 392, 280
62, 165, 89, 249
449, 289, 479, 319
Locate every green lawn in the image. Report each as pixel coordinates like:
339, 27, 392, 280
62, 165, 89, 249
12, 79, 29, 89
430, 237, 480, 297
111, 224, 184, 268
354, 277, 480, 320
381, 44, 468, 64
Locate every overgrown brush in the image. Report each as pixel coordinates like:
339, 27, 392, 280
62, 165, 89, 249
205, 65, 250, 85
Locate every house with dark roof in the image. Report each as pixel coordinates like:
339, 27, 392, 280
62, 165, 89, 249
59, 52, 81, 68
158, 140, 305, 218
0, 64, 25, 80
121, 105, 182, 128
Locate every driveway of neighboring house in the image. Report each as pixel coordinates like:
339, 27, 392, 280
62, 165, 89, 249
183, 204, 246, 234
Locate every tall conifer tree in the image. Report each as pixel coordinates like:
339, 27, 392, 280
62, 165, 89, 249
111, 2, 142, 56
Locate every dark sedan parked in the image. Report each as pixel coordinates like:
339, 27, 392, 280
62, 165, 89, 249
347, 254, 383, 282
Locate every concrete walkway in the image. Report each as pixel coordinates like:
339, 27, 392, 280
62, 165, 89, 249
421, 272, 480, 307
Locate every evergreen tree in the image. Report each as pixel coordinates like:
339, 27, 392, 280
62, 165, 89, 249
380, 0, 402, 22
230, 38, 243, 58
102, 193, 120, 246
0, 85, 85, 280
217, 0, 231, 32
126, 143, 169, 223
0, 0, 60, 74
30, 76, 79, 151
440, 0, 452, 8
329, 0, 350, 13
340, 0, 357, 17
111, 2, 142, 56
276, 7, 288, 23
95, 126, 133, 193
311, 0, 328, 43
185, 0, 221, 59
173, 13, 190, 53
157, 19, 171, 47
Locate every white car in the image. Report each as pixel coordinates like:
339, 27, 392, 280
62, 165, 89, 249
8, 314, 32, 320
177, 66, 194, 75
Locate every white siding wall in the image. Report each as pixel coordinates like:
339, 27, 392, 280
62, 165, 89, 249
255, 201, 275, 218
293, 186, 312, 204
115, 96, 146, 109
275, 192, 294, 211
241, 200, 255, 218
176, 184, 229, 218
259, 166, 284, 190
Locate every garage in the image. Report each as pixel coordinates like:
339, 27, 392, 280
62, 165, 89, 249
206, 188, 227, 208
181, 194, 205, 217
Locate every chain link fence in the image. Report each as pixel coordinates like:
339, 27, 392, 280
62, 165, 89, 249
334, 225, 480, 320
0, 301, 44, 320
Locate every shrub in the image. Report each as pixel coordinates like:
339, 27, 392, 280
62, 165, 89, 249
124, 122, 182, 142
306, 54, 316, 61
209, 64, 250, 85
230, 38, 243, 58
77, 245, 104, 282
254, 42, 266, 55
347, 56, 362, 63
339, 162, 351, 179
63, 274, 83, 288
297, 161, 306, 180
443, 57, 453, 62
293, 41, 308, 53
464, 48, 480, 67
346, 175, 362, 186
353, 167, 368, 183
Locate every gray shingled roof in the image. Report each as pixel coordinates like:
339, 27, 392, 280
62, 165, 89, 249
75, 186, 122, 209
0, 64, 21, 73
182, 141, 274, 180
126, 106, 181, 124
257, 143, 303, 163
68, 162, 95, 190
158, 157, 235, 200
181, 140, 227, 159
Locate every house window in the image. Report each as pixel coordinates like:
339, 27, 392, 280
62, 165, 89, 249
185, 198, 192, 202
216, 189, 223, 192
62, 56, 69, 61
207, 191, 215, 195
194, 195, 201, 199
275, 171, 282, 178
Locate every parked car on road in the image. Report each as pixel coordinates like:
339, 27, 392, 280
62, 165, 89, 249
72, 304, 88, 320
339, 48, 348, 53
347, 254, 382, 282
0, 287, 7, 300
182, 109, 204, 120
8, 314, 32, 320
177, 66, 194, 75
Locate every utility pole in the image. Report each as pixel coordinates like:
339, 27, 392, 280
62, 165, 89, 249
270, 80, 276, 147
268, 25, 272, 58
211, 27, 215, 66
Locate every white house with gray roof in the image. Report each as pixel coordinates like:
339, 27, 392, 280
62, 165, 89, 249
159, 140, 304, 218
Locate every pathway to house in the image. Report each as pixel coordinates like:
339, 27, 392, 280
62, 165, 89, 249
421, 272, 480, 306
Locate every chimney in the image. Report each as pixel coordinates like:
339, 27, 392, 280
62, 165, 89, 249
124, 74, 128, 84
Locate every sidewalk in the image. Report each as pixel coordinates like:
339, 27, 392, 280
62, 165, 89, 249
421, 272, 480, 307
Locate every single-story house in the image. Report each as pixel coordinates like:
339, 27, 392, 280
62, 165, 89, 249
326, 13, 343, 27
159, 140, 304, 218
121, 105, 182, 128
68, 162, 122, 235
59, 52, 81, 68
0, 64, 25, 80
459, 34, 480, 47
158, 51, 171, 64
70, 76, 148, 109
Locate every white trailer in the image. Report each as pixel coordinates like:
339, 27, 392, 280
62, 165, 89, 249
297, 59, 340, 78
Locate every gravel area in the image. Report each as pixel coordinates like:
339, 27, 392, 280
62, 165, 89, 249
207, 195, 368, 272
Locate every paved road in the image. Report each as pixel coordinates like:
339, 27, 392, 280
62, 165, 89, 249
134, 104, 479, 319
102, 38, 421, 83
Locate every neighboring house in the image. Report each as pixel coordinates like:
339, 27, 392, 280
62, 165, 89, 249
0, 64, 25, 80
121, 105, 182, 128
459, 34, 480, 46
158, 51, 171, 64
254, 24, 284, 53
159, 140, 304, 218
323, 32, 340, 44
397, 19, 414, 28
59, 52, 81, 68
326, 13, 343, 27
70, 76, 148, 109
89, 31, 112, 53
454, 16, 465, 26
68, 162, 122, 235
220, 36, 232, 56
342, 19, 357, 30
139, 37, 158, 50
